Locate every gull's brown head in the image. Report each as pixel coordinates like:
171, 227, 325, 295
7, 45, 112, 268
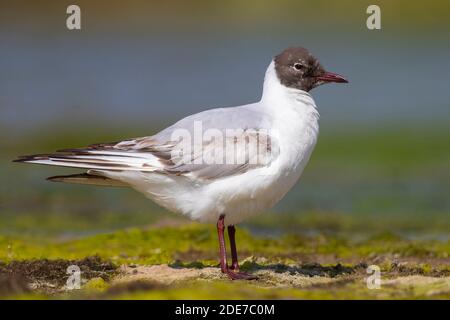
274, 46, 348, 92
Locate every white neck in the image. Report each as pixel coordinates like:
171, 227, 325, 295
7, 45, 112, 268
260, 60, 318, 112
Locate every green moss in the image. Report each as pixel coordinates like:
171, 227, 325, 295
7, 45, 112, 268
1, 224, 448, 266
101, 276, 450, 300
83, 277, 109, 292
111, 282, 309, 300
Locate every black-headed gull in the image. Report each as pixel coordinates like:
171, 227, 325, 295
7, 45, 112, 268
15, 47, 347, 280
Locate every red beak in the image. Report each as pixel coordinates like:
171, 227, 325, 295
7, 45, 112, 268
316, 71, 348, 83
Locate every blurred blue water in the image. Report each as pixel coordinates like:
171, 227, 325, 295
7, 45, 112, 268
1, 30, 450, 134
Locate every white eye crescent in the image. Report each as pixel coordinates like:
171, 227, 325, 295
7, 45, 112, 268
293, 63, 304, 70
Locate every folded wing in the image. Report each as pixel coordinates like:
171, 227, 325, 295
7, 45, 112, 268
15, 128, 278, 183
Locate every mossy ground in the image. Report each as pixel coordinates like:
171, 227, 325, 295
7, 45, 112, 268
1, 127, 449, 299
0, 223, 448, 299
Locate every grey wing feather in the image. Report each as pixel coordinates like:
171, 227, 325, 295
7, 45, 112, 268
162, 129, 278, 179
121, 104, 279, 179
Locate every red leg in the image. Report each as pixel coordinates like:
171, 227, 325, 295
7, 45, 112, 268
227, 225, 239, 271
217, 215, 228, 273
216, 215, 257, 280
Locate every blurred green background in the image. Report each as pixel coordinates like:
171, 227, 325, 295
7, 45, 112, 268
1, 0, 449, 240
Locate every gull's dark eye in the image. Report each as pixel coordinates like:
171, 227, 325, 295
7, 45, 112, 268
293, 63, 304, 70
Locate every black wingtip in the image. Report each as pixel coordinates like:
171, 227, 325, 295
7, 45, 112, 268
13, 156, 31, 163
12, 154, 50, 163
46, 175, 63, 182
47, 173, 93, 182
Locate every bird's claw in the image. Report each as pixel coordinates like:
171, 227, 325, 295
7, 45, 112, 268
225, 270, 258, 280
